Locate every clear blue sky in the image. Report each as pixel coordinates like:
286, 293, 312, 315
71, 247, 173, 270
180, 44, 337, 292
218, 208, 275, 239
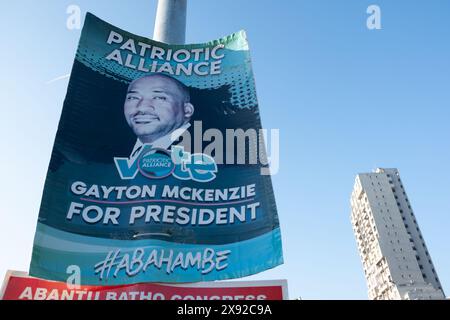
0, 0, 449, 299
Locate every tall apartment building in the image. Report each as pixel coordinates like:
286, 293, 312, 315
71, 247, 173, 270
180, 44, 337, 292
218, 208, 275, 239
350, 168, 445, 300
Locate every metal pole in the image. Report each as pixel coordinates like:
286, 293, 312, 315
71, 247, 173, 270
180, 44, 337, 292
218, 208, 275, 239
153, 0, 187, 44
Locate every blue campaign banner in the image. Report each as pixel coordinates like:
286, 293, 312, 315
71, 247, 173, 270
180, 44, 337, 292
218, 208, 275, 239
29, 13, 283, 285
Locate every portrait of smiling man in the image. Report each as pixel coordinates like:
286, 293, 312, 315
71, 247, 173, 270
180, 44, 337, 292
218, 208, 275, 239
124, 73, 195, 160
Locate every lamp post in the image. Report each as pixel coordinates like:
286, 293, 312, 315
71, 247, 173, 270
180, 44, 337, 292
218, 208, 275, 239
153, 0, 187, 44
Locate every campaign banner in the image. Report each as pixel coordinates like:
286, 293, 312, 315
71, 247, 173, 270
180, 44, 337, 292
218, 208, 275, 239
29, 13, 283, 285
1, 271, 288, 300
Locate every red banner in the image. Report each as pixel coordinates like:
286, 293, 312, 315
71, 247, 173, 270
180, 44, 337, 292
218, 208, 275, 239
1, 271, 288, 300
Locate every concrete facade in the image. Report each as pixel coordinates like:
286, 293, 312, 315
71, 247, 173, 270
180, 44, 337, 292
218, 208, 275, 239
350, 168, 445, 300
